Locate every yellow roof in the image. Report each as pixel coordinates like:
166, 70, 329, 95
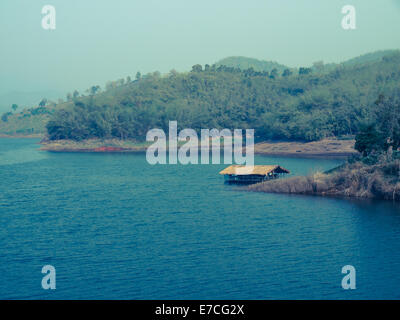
219, 165, 290, 175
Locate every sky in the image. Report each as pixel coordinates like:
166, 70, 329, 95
0, 0, 399, 97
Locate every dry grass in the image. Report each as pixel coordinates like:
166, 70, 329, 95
39, 138, 151, 152
253, 139, 357, 157
249, 159, 400, 201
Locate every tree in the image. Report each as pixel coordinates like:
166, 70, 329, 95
41, 52, 400, 143
269, 68, 278, 79
299, 67, 312, 75
355, 124, 384, 156
191, 64, 203, 72
73, 90, 80, 99
282, 69, 292, 77
90, 85, 100, 96
39, 98, 47, 107
375, 95, 400, 151
136, 71, 141, 81
313, 61, 324, 73
11, 104, 18, 112
169, 69, 178, 77
1, 112, 12, 122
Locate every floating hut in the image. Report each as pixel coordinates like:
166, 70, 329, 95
219, 165, 290, 184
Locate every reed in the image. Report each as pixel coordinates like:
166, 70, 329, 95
249, 159, 400, 201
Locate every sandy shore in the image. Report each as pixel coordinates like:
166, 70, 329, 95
0, 134, 43, 139
39, 138, 357, 157
39, 139, 149, 152
253, 139, 356, 158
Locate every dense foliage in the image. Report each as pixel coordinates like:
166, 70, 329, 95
252, 88, 400, 202
215, 56, 287, 73
355, 94, 400, 157
19, 52, 400, 142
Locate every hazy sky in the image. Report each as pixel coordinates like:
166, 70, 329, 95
0, 0, 399, 96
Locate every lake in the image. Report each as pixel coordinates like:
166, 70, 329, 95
1, 138, 400, 299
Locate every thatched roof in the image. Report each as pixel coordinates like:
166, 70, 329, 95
219, 165, 290, 175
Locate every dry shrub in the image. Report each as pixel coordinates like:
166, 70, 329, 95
249, 159, 400, 201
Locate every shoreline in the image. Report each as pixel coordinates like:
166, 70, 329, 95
253, 139, 356, 158
38, 138, 357, 158
248, 160, 400, 202
0, 134, 43, 139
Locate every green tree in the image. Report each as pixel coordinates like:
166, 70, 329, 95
1, 112, 12, 122
375, 95, 400, 151
42, 52, 400, 143
355, 124, 384, 156
191, 64, 203, 72
90, 85, 100, 96
282, 69, 292, 77
39, 98, 47, 107
312, 61, 324, 73
299, 67, 312, 75
269, 68, 278, 79
11, 104, 18, 112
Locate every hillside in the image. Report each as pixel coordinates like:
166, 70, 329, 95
316, 49, 400, 73
216, 50, 400, 74
342, 49, 400, 67
2, 50, 400, 142
0, 90, 64, 113
0, 105, 56, 136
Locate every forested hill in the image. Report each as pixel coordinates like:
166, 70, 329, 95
342, 50, 400, 67
216, 57, 288, 73
216, 50, 400, 73
2, 50, 400, 142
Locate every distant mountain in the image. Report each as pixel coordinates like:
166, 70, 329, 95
2, 50, 400, 141
215, 56, 288, 73
216, 50, 400, 76
314, 49, 400, 73
0, 90, 64, 113
342, 49, 400, 66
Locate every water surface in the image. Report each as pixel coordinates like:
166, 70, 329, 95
1, 138, 400, 299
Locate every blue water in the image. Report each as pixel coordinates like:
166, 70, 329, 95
1, 138, 400, 299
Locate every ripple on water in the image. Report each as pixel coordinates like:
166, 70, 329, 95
1, 138, 400, 299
